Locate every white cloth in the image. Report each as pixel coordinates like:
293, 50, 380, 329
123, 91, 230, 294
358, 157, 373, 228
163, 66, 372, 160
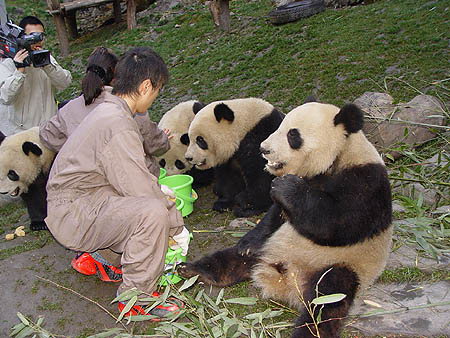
170, 227, 190, 256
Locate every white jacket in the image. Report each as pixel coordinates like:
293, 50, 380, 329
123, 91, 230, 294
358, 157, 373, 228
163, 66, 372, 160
0, 55, 72, 131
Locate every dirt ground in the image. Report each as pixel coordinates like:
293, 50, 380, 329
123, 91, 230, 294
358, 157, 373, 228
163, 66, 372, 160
1, 184, 449, 337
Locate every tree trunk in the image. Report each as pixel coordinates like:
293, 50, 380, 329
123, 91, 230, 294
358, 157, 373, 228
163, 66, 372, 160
46, 0, 70, 56
113, 0, 121, 23
127, 0, 137, 30
65, 12, 78, 39
207, 0, 230, 31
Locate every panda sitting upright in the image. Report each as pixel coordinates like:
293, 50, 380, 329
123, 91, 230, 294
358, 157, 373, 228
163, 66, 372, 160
157, 100, 214, 188
185, 98, 284, 217
179, 102, 393, 337
0, 127, 55, 231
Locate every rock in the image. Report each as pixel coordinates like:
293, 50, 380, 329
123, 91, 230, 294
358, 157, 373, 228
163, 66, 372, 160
392, 201, 406, 213
228, 218, 250, 228
392, 180, 440, 207
350, 281, 450, 336
386, 243, 450, 272
354, 92, 446, 159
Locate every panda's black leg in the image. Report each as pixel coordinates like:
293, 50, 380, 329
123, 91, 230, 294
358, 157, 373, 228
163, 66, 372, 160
212, 163, 244, 212
189, 167, 215, 189
292, 264, 359, 338
236, 203, 284, 256
20, 173, 49, 231
177, 246, 258, 287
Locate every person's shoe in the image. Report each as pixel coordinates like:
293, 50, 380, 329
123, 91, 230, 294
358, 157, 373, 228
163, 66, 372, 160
71, 253, 97, 275
71, 252, 123, 282
117, 291, 184, 320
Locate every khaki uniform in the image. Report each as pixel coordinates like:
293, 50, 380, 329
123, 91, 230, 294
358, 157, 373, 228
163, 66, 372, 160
45, 92, 183, 295
0, 56, 72, 133
39, 86, 168, 177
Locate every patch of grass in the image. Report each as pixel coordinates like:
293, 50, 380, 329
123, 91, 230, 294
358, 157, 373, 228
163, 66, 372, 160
0, 203, 27, 235
37, 298, 63, 312
378, 267, 450, 284
0, 231, 53, 260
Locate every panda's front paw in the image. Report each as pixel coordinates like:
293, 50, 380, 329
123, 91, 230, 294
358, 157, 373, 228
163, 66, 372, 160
270, 175, 304, 211
213, 199, 233, 212
30, 221, 48, 231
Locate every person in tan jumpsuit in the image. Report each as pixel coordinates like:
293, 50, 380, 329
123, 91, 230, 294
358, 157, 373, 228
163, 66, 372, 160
45, 47, 188, 317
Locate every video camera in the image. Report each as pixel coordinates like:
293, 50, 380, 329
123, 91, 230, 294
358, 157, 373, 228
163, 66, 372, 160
0, 21, 50, 67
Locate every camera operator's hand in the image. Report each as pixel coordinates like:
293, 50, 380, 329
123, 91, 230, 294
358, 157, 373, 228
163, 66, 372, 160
13, 49, 29, 72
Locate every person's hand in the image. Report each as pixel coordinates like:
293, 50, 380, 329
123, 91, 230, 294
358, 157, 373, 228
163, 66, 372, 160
13, 50, 28, 72
163, 128, 173, 140
160, 184, 176, 199
170, 227, 190, 256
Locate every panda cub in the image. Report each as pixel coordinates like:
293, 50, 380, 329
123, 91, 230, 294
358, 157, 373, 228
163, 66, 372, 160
179, 102, 393, 337
185, 98, 284, 217
0, 127, 55, 230
157, 100, 214, 188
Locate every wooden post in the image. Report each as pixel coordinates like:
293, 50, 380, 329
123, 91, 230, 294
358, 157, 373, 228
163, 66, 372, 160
46, 0, 70, 56
207, 0, 230, 31
126, 0, 137, 30
113, 0, 121, 23
65, 11, 78, 39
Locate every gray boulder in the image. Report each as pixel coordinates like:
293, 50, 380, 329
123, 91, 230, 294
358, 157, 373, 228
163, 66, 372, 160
354, 92, 446, 159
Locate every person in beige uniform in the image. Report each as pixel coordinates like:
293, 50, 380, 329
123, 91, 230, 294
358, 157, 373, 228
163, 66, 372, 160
45, 47, 188, 318
0, 16, 71, 135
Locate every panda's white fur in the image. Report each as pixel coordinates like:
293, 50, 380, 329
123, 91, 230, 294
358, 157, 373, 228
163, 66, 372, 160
0, 127, 55, 196
157, 101, 200, 175
186, 98, 276, 169
261, 102, 383, 178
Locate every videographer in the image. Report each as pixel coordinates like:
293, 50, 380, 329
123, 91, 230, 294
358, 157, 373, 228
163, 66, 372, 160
0, 16, 72, 133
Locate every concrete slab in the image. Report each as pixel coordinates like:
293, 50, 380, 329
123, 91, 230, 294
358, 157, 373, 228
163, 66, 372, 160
349, 281, 450, 336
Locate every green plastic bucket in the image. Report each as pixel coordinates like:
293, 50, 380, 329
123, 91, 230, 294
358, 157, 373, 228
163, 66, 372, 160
175, 197, 184, 212
159, 247, 186, 286
158, 168, 167, 182
159, 174, 193, 197
176, 190, 198, 217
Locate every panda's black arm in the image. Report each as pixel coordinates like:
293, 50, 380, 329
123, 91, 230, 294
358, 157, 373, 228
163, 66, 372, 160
236, 203, 283, 256
271, 167, 392, 246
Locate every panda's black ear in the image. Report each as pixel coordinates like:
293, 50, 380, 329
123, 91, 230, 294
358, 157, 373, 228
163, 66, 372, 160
334, 103, 364, 134
214, 103, 235, 123
192, 101, 205, 115
180, 133, 190, 145
22, 142, 43, 156
303, 95, 317, 104
0, 130, 5, 145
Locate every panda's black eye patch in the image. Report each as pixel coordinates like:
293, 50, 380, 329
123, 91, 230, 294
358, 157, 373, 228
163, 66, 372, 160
196, 136, 208, 150
180, 133, 190, 145
287, 128, 303, 149
159, 159, 166, 168
175, 160, 186, 170
7, 170, 19, 181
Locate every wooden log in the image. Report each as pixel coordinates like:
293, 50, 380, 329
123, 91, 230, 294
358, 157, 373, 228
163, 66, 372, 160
60, 0, 114, 12
46, 0, 70, 56
207, 0, 230, 31
127, 0, 137, 30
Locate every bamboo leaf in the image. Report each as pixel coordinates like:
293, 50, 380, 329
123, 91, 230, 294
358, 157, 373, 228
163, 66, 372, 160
224, 297, 258, 305
86, 328, 124, 337
9, 323, 26, 336
110, 288, 140, 304
171, 322, 197, 335
16, 313, 29, 326
178, 275, 199, 292
311, 293, 346, 305
116, 295, 137, 322
216, 288, 224, 305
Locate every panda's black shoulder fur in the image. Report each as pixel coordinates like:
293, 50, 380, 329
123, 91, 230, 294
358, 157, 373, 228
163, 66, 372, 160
270, 163, 392, 246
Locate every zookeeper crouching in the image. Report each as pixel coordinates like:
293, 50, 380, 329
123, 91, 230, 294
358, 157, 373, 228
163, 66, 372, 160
45, 47, 188, 318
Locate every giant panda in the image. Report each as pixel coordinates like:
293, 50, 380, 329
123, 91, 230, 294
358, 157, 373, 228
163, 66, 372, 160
157, 100, 214, 188
185, 98, 284, 217
179, 102, 393, 337
0, 127, 55, 231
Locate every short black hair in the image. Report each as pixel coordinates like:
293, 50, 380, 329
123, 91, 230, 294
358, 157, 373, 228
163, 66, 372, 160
112, 47, 169, 97
19, 16, 45, 30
